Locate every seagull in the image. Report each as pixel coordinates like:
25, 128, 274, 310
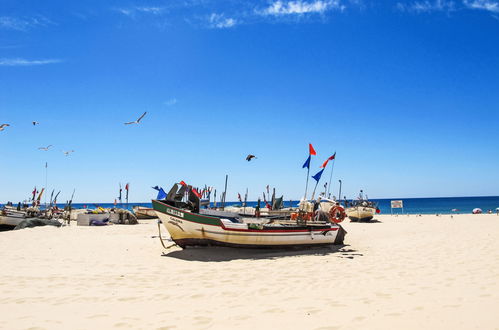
246, 154, 257, 161
62, 150, 74, 156
0, 124, 10, 131
124, 112, 147, 125
38, 145, 53, 151
32, 121, 39, 126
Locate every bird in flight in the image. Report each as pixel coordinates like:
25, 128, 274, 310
32, 121, 39, 126
124, 112, 147, 125
38, 145, 53, 151
0, 124, 10, 131
246, 154, 257, 161
62, 150, 74, 156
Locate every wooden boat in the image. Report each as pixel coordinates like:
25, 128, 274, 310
133, 206, 157, 219
345, 204, 376, 222
0, 213, 26, 229
152, 184, 346, 249
344, 190, 379, 222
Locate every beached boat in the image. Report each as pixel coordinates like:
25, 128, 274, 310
345, 191, 379, 222
133, 206, 157, 219
152, 184, 346, 249
0, 213, 26, 229
345, 203, 376, 222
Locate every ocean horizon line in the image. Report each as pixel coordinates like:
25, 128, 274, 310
50, 195, 499, 204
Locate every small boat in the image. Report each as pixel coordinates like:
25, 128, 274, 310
345, 191, 379, 222
152, 183, 346, 249
133, 206, 157, 219
0, 212, 26, 230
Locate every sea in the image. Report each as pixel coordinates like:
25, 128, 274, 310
3, 196, 498, 215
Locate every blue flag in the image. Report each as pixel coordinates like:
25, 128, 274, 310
157, 188, 167, 200
312, 168, 325, 183
152, 186, 167, 200
302, 155, 311, 169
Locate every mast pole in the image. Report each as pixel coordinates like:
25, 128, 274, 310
44, 162, 48, 210
338, 180, 342, 205
327, 156, 336, 198
304, 165, 310, 200
222, 174, 228, 210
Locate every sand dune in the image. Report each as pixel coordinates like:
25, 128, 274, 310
1, 214, 498, 329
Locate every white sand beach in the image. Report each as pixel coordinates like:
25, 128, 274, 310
1, 214, 498, 329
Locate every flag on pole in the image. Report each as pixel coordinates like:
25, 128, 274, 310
125, 183, 129, 200
309, 143, 316, 155
302, 155, 311, 169
320, 152, 336, 168
32, 187, 37, 201
312, 168, 325, 183
152, 186, 167, 199
302, 143, 317, 169
237, 193, 242, 203
192, 187, 201, 198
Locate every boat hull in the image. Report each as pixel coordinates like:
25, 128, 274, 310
346, 206, 376, 222
133, 206, 158, 219
0, 215, 25, 227
152, 200, 345, 248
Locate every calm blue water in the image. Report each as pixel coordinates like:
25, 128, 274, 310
3, 196, 498, 214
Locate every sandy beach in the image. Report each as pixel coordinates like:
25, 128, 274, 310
1, 214, 498, 329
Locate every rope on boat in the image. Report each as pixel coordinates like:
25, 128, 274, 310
157, 219, 177, 250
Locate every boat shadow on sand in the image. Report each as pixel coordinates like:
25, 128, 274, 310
349, 219, 382, 224
162, 245, 362, 262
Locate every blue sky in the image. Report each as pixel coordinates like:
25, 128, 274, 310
1, 0, 498, 203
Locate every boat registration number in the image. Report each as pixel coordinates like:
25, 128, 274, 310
166, 208, 184, 218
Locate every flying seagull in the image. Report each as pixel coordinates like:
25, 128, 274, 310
124, 112, 147, 125
32, 121, 39, 126
246, 154, 257, 161
38, 145, 53, 151
0, 124, 10, 131
62, 150, 74, 156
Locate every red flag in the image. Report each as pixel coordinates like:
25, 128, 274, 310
125, 183, 129, 191
320, 152, 336, 168
309, 143, 316, 156
180, 181, 187, 186
192, 188, 201, 198
238, 193, 242, 202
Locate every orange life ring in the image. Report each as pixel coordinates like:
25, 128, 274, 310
329, 205, 346, 223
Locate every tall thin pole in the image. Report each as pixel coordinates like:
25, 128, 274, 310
304, 166, 310, 200
222, 174, 228, 210
244, 187, 248, 214
311, 180, 320, 200
44, 162, 48, 209
338, 180, 342, 204
327, 158, 336, 197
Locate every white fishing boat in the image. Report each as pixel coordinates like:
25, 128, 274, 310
345, 191, 379, 222
152, 183, 346, 249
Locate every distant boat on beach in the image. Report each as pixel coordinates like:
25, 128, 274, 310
133, 206, 157, 219
345, 191, 379, 222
